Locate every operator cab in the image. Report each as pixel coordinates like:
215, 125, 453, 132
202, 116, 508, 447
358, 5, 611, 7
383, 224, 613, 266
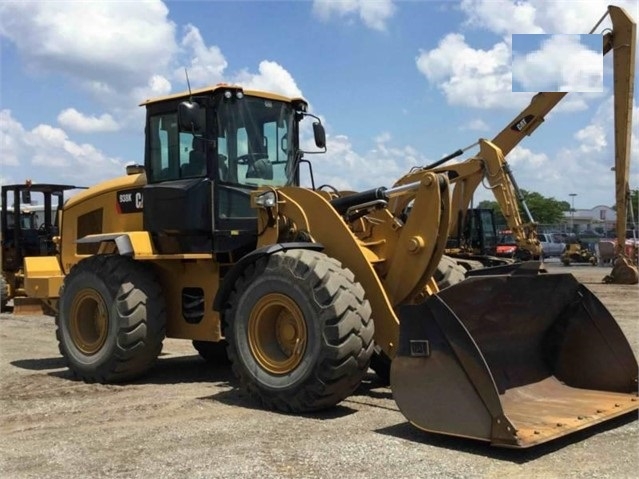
1, 183, 78, 273
141, 84, 325, 256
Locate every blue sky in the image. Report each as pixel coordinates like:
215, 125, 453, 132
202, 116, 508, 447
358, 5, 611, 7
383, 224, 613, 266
1, 0, 638, 210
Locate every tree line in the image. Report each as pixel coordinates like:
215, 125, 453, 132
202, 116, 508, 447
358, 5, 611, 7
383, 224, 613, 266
476, 189, 639, 227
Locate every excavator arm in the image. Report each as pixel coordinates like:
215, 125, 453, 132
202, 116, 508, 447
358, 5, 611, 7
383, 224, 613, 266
442, 140, 541, 257
392, 6, 636, 264
390, 139, 542, 259
492, 5, 630, 158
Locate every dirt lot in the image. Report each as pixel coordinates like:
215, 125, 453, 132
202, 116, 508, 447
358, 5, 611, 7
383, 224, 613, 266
1, 263, 638, 479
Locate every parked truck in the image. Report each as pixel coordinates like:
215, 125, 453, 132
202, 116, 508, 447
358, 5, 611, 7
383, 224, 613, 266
539, 233, 566, 258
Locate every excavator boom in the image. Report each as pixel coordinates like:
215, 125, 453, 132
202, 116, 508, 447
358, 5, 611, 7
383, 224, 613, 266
605, 6, 638, 284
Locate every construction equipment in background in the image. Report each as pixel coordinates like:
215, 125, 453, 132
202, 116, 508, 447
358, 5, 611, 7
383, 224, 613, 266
495, 229, 519, 258
445, 208, 504, 266
1, 182, 79, 313
389, 139, 542, 268
13, 6, 638, 449
402, 4, 638, 271
561, 241, 598, 266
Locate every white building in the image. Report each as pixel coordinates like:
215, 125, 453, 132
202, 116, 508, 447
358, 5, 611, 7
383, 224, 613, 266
563, 205, 617, 233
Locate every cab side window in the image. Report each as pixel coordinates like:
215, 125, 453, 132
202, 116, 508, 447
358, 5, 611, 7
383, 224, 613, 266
147, 111, 207, 182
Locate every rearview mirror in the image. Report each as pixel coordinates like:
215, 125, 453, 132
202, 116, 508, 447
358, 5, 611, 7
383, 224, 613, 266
313, 122, 326, 149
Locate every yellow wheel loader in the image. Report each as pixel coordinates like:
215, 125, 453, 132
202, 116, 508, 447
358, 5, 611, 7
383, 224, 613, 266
1, 182, 79, 313
21, 6, 638, 448
20, 82, 637, 449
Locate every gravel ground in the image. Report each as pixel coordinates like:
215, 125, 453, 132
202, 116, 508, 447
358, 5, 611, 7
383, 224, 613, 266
0, 262, 637, 478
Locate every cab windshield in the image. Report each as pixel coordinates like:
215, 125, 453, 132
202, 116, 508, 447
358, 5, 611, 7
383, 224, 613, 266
216, 95, 296, 188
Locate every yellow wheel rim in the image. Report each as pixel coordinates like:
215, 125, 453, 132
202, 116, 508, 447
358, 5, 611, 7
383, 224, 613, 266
248, 293, 307, 375
69, 289, 109, 355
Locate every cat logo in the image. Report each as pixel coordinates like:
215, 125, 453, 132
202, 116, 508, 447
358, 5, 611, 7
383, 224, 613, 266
511, 114, 535, 132
116, 188, 144, 214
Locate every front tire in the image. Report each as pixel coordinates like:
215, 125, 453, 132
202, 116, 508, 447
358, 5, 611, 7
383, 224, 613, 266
225, 249, 374, 412
56, 255, 166, 383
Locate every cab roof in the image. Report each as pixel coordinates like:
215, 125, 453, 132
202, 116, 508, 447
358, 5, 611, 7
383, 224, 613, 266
140, 83, 306, 106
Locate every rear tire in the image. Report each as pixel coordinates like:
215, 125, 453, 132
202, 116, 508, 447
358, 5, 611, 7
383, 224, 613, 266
56, 255, 166, 383
225, 249, 374, 412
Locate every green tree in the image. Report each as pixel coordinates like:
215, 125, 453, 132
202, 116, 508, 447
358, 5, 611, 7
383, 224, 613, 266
629, 189, 639, 225
475, 190, 568, 226
520, 190, 569, 224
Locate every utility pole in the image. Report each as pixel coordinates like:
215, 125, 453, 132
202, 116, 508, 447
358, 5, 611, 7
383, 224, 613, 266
569, 193, 577, 232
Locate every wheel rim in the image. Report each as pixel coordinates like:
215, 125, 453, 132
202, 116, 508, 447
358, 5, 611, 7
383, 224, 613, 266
69, 288, 109, 355
248, 293, 307, 375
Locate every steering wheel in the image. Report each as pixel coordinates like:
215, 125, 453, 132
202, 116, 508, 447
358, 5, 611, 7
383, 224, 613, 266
237, 153, 269, 165
38, 224, 49, 234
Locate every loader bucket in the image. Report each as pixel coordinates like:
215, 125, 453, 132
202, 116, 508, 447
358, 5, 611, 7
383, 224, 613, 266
391, 270, 638, 448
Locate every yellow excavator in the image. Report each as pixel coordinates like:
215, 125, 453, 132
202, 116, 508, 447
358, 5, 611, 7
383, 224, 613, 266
408, 4, 637, 285
391, 139, 541, 268
20, 6, 638, 448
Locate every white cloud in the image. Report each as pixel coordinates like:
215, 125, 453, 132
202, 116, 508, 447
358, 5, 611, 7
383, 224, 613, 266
0, 110, 25, 167
234, 61, 304, 99
460, 0, 543, 35
460, 0, 639, 35
508, 145, 550, 169
0, 110, 125, 186
0, 0, 177, 95
416, 1, 625, 110
0, 0, 306, 161
312, 0, 396, 31
306, 131, 427, 191
57, 109, 120, 133
177, 24, 227, 86
574, 124, 607, 153
416, 33, 531, 109
0, 0, 178, 133
513, 35, 603, 92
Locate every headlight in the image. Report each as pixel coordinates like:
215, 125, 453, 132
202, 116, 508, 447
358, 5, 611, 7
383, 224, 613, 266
255, 191, 277, 207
